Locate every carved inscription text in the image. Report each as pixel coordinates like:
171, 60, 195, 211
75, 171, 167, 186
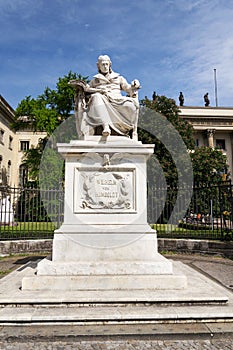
74, 167, 136, 213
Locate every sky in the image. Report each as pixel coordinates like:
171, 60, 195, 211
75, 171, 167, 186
1, 0, 233, 110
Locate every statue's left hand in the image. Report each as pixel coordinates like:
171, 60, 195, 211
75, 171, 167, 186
131, 79, 141, 89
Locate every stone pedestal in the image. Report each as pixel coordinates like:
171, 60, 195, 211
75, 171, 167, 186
22, 136, 187, 294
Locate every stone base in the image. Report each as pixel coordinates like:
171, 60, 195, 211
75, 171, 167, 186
22, 272, 187, 291
51, 230, 163, 260
22, 232, 187, 292
21, 138, 188, 295
3, 259, 228, 305
53, 224, 158, 252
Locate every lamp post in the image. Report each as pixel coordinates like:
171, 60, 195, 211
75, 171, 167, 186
214, 68, 218, 107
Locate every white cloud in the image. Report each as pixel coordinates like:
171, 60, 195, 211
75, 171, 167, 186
154, 0, 233, 106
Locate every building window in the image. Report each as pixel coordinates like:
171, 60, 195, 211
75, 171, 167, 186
195, 139, 199, 147
20, 140, 30, 151
9, 136, 13, 150
216, 139, 226, 150
0, 129, 4, 145
0, 156, 2, 184
7, 161, 11, 184
19, 164, 28, 186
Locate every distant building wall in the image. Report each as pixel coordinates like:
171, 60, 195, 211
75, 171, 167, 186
16, 130, 47, 185
180, 106, 233, 178
0, 95, 47, 186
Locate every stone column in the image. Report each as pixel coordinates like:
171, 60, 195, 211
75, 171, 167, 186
206, 129, 215, 148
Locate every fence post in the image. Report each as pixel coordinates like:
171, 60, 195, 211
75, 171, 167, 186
219, 182, 224, 241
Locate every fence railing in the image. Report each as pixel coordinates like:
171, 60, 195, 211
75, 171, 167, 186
0, 182, 233, 241
149, 181, 233, 241
0, 185, 64, 240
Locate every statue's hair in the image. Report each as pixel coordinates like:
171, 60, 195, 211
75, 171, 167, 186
97, 55, 112, 73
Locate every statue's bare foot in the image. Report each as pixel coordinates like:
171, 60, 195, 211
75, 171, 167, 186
102, 125, 111, 136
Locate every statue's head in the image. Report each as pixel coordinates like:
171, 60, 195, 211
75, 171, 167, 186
97, 55, 112, 74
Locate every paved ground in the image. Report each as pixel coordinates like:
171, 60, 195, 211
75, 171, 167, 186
165, 252, 233, 291
0, 252, 233, 349
1, 252, 233, 289
0, 338, 233, 350
0, 254, 46, 279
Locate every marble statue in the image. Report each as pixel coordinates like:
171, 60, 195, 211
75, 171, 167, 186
69, 55, 141, 139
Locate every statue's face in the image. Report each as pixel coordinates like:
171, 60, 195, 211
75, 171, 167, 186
98, 60, 110, 74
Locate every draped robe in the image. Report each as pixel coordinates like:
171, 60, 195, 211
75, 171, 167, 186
77, 71, 139, 137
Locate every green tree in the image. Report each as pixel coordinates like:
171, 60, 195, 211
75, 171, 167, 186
13, 71, 87, 186
139, 94, 229, 225
181, 147, 229, 229
139, 94, 229, 186
39, 147, 64, 189
21, 138, 47, 182
140, 95, 194, 149
139, 94, 195, 187
139, 94, 195, 224
13, 71, 88, 135
190, 146, 228, 185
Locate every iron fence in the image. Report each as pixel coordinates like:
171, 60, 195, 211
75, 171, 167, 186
0, 185, 64, 240
0, 182, 233, 241
149, 181, 233, 241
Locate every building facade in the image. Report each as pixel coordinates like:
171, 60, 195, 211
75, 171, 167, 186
0, 95, 47, 186
180, 106, 233, 177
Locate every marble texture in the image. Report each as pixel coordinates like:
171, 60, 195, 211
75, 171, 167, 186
69, 55, 140, 139
22, 136, 188, 294
3, 260, 230, 304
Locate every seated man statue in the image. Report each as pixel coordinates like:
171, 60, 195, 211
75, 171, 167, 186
69, 55, 141, 140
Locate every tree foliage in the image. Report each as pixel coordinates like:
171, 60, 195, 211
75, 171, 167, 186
190, 146, 228, 185
39, 146, 64, 189
139, 94, 195, 187
13, 71, 87, 186
21, 138, 48, 181
140, 95, 194, 149
13, 71, 88, 135
139, 94, 229, 187
139, 94, 229, 224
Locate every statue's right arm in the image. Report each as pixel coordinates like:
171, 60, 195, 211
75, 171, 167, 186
68, 80, 87, 90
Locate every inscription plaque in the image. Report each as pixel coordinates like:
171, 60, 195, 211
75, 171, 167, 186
74, 167, 136, 213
